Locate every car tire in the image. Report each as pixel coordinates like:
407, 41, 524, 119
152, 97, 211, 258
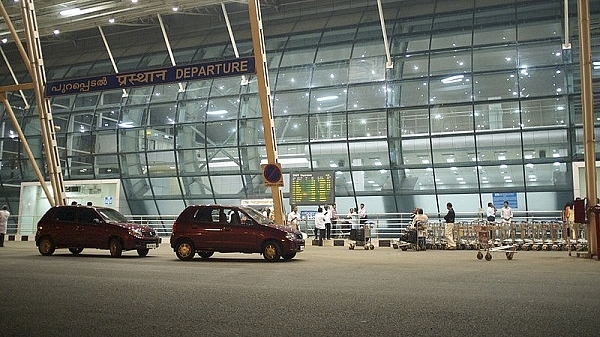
175, 239, 195, 261
68, 247, 84, 255
109, 238, 123, 258
281, 252, 296, 260
137, 248, 149, 257
262, 241, 281, 262
38, 237, 55, 256
198, 251, 214, 259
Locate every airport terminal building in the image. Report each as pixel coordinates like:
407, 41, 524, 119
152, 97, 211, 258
0, 0, 599, 218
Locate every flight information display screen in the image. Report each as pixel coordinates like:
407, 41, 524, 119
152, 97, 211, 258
290, 172, 335, 206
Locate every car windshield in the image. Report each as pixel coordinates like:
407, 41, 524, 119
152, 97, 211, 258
96, 208, 130, 223
241, 207, 272, 225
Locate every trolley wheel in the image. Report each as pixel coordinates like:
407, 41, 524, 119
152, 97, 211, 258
401, 247, 408, 251
485, 252, 492, 261
506, 252, 514, 260
369, 245, 374, 250
393, 244, 399, 249
477, 251, 483, 260
363, 244, 369, 250
349, 244, 355, 250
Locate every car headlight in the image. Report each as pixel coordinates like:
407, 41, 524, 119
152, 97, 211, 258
285, 232, 296, 241
128, 228, 144, 238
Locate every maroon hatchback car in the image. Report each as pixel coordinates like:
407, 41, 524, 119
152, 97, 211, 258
170, 205, 305, 261
35, 205, 161, 257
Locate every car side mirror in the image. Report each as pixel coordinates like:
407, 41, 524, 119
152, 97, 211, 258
93, 218, 102, 224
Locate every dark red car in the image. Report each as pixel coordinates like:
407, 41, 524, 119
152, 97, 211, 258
170, 205, 305, 261
35, 205, 161, 257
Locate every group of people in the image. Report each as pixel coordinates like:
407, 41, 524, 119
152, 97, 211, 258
286, 203, 369, 241
485, 201, 514, 225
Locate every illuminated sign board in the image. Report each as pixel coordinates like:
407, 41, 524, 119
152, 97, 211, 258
290, 172, 335, 206
45, 56, 255, 97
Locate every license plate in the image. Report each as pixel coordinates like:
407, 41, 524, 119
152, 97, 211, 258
146, 243, 158, 249
299, 245, 305, 251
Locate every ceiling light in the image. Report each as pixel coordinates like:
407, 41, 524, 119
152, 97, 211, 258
53, 29, 60, 35
1, 37, 7, 44
108, 18, 115, 23
316, 95, 338, 102
441, 75, 464, 84
206, 110, 228, 115
60, 8, 81, 17
172, 6, 179, 12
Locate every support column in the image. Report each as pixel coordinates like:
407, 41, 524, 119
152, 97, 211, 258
247, 0, 285, 225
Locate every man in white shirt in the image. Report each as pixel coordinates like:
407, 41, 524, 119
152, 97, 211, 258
323, 205, 332, 240
314, 207, 326, 242
358, 203, 367, 225
287, 204, 300, 230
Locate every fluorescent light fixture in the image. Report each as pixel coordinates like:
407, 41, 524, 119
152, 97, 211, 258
441, 75, 464, 84
206, 109, 227, 115
53, 29, 60, 35
329, 163, 338, 168
1, 37, 7, 44
108, 18, 115, 23
118, 122, 134, 128
316, 95, 338, 102
60, 8, 81, 16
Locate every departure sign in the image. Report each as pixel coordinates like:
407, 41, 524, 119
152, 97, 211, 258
290, 172, 335, 206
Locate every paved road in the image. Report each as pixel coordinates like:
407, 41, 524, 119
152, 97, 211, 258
1, 241, 599, 337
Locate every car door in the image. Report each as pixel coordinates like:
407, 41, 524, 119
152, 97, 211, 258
191, 207, 222, 250
52, 207, 83, 247
222, 208, 260, 252
78, 208, 108, 248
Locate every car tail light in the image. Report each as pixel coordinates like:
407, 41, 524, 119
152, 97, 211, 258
172, 221, 177, 234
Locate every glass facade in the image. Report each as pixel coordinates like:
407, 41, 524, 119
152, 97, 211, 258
0, 0, 599, 215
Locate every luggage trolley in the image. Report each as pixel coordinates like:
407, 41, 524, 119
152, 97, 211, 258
392, 221, 427, 251
476, 224, 516, 261
348, 224, 374, 250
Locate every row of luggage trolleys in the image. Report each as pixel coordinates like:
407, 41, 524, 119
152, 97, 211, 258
391, 220, 589, 253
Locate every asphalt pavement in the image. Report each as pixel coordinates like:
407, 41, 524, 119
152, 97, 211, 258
1, 240, 599, 337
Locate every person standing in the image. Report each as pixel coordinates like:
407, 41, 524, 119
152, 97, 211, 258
486, 202, 496, 223
501, 201, 513, 225
314, 206, 326, 242
323, 205, 332, 240
331, 203, 339, 237
0, 205, 9, 247
287, 204, 300, 230
358, 203, 367, 224
444, 202, 456, 250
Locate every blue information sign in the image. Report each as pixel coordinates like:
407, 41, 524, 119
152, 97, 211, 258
45, 56, 256, 97
493, 192, 518, 209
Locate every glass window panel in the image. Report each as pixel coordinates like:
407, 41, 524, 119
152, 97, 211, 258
473, 46, 517, 72
348, 140, 389, 171
434, 166, 479, 190
239, 145, 265, 173
88, 60, 113, 76
122, 178, 152, 197
178, 99, 208, 123
517, 20, 562, 41
139, 53, 169, 69
124, 86, 153, 105
320, 28, 355, 45
266, 51, 283, 69
118, 128, 145, 152
192, 45, 226, 62
429, 50, 471, 76
206, 96, 239, 121
210, 77, 242, 96
394, 55, 429, 80
475, 131, 523, 163
431, 134, 476, 165
71, 111, 96, 134
207, 147, 240, 173
401, 136, 434, 165
280, 48, 316, 67
95, 130, 117, 154
265, 36, 289, 51
430, 105, 473, 134
119, 153, 147, 178
518, 43, 564, 67
149, 177, 181, 197
395, 108, 429, 136
65, 64, 94, 78
473, 72, 518, 101
433, 13, 473, 31
50, 96, 74, 113
404, 167, 435, 191
119, 106, 146, 129
182, 79, 212, 99
286, 32, 321, 49
148, 103, 177, 128
150, 84, 181, 103
96, 109, 119, 130
363, 169, 393, 191
430, 75, 472, 104
98, 90, 124, 107
348, 84, 386, 111
73, 93, 99, 110
309, 140, 348, 170
519, 67, 565, 98
348, 57, 386, 83
478, 164, 524, 190
277, 143, 311, 170
178, 149, 209, 175
352, 39, 386, 58
275, 115, 308, 143
473, 27, 516, 45
212, 174, 244, 196
312, 62, 349, 87
273, 90, 310, 116
525, 162, 570, 188
205, 120, 238, 147
309, 113, 346, 141
430, 31, 472, 50
116, 58, 141, 72
146, 127, 174, 151
310, 87, 347, 114
239, 94, 261, 119
173, 49, 197, 64
315, 44, 352, 63
392, 35, 430, 54
388, 80, 429, 107
275, 66, 312, 91
521, 97, 568, 128
348, 111, 387, 140
522, 130, 568, 160
146, 150, 177, 176
474, 101, 520, 131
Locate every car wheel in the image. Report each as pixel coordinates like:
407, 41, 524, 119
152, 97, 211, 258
198, 251, 214, 259
281, 252, 296, 260
38, 237, 55, 256
137, 248, 149, 257
262, 241, 281, 262
68, 247, 84, 255
109, 238, 123, 258
175, 240, 195, 261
